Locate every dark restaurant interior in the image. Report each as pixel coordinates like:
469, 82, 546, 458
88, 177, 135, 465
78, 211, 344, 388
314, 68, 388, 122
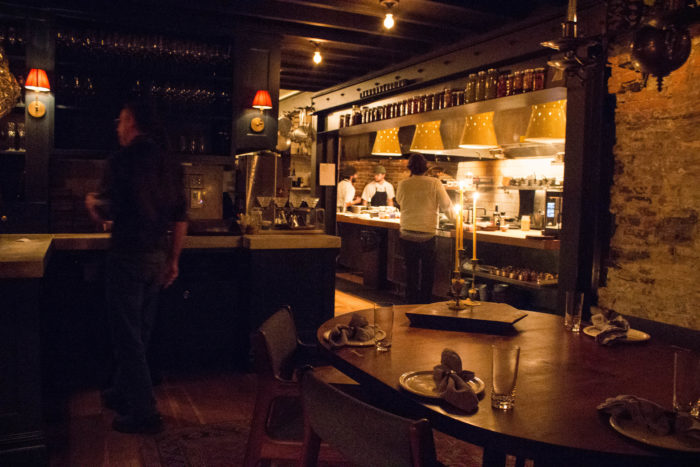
1, 0, 699, 466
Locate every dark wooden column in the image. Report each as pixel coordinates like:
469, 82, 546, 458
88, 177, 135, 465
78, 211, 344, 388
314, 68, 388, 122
23, 16, 54, 232
231, 32, 280, 155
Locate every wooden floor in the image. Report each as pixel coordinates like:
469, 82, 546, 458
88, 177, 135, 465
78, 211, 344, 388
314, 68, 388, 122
45, 284, 380, 466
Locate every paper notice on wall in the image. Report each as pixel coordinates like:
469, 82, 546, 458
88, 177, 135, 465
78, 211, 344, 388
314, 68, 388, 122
319, 163, 336, 186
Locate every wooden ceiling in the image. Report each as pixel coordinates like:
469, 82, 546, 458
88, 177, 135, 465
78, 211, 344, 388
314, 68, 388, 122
4, 0, 570, 92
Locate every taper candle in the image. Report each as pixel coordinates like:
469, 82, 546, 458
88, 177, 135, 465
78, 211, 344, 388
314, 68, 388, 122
567, 0, 577, 22
472, 191, 479, 260
453, 204, 461, 272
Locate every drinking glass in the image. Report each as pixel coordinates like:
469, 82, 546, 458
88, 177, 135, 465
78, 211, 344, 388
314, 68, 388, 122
491, 345, 520, 410
673, 348, 700, 419
374, 302, 394, 351
564, 291, 583, 332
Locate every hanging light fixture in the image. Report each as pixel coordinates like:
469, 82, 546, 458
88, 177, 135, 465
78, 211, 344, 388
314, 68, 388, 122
524, 100, 566, 144
311, 42, 322, 65
410, 121, 444, 154
0, 47, 21, 119
459, 112, 498, 149
540, 0, 599, 82
372, 128, 402, 156
380, 1, 399, 30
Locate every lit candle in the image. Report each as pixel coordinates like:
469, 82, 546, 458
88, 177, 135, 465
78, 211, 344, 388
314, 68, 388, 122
453, 204, 461, 272
472, 191, 479, 260
567, 0, 577, 22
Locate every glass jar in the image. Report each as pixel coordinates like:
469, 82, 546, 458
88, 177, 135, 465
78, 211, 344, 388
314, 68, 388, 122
455, 90, 464, 106
443, 88, 452, 108
465, 73, 477, 103
426, 93, 435, 111
485, 68, 498, 100
475, 70, 487, 101
512, 71, 524, 94
435, 91, 444, 110
522, 69, 534, 93
534, 67, 546, 90
361, 106, 369, 124
497, 73, 509, 97
349, 106, 358, 125
339, 114, 345, 128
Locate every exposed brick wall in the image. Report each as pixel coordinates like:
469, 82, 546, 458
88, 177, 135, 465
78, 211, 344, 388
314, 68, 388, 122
598, 24, 700, 330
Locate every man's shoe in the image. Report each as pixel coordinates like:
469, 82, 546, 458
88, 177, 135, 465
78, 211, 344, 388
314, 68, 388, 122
112, 413, 164, 434
101, 389, 130, 416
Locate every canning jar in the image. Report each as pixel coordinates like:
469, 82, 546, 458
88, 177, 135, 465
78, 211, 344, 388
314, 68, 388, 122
465, 73, 477, 103
497, 73, 509, 97
475, 70, 487, 101
534, 67, 546, 90
443, 88, 452, 108
486, 68, 498, 99
512, 70, 524, 94
522, 69, 534, 93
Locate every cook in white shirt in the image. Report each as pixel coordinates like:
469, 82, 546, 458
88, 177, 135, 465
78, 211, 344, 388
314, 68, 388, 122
361, 165, 395, 207
337, 166, 361, 210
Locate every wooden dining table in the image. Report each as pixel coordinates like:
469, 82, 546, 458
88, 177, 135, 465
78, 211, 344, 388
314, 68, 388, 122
316, 304, 699, 467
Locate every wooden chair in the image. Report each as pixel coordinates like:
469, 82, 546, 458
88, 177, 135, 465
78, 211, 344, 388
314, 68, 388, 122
300, 369, 440, 467
243, 306, 349, 467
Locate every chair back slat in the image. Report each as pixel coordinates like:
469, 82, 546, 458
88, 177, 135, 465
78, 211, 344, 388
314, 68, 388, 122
258, 307, 298, 379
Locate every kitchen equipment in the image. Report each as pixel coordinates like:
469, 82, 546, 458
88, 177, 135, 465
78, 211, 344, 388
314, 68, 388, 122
544, 191, 563, 237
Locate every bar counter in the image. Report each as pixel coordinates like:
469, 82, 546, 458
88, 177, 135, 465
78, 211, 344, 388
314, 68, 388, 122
0, 231, 340, 464
0, 232, 340, 278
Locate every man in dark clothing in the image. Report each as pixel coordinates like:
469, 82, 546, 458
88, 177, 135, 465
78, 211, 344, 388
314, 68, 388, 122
86, 101, 187, 433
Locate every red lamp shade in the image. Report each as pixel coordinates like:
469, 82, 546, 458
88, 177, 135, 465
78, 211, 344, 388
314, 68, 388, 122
25, 68, 51, 92
252, 90, 272, 110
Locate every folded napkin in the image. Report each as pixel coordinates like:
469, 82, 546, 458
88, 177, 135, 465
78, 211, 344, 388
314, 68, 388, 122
328, 313, 376, 349
591, 307, 630, 345
433, 349, 479, 412
597, 395, 700, 439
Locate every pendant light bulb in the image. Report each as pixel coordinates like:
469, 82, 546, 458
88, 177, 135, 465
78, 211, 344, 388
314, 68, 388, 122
313, 49, 322, 64
383, 13, 395, 29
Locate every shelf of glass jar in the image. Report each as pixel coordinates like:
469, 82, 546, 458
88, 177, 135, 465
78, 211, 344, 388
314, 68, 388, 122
338, 87, 566, 137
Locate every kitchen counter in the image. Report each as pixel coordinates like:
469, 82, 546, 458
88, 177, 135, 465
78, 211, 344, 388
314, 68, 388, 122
336, 213, 559, 250
244, 233, 340, 250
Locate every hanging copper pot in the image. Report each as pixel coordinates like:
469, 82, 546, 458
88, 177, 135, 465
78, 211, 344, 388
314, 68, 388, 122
630, 13, 691, 91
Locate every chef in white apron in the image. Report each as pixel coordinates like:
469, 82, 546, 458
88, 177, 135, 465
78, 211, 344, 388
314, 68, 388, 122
361, 165, 395, 207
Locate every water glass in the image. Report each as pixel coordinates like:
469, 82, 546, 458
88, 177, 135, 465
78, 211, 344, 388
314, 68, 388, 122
564, 291, 583, 332
374, 302, 394, 351
673, 348, 700, 419
491, 345, 520, 410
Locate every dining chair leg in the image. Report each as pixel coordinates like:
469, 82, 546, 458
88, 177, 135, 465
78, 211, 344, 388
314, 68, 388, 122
482, 447, 506, 467
300, 422, 322, 467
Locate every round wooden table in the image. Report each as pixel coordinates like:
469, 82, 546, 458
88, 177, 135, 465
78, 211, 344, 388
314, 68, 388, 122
317, 305, 698, 467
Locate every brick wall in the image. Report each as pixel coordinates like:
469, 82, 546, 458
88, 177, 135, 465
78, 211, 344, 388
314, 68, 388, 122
597, 24, 700, 330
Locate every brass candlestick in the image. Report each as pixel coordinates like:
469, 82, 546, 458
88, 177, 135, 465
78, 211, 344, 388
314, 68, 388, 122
467, 258, 481, 304
448, 269, 467, 310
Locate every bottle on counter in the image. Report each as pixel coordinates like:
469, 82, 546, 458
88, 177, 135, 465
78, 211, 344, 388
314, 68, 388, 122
493, 205, 501, 229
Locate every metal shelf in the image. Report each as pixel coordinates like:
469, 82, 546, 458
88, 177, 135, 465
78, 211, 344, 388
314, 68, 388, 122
338, 87, 567, 136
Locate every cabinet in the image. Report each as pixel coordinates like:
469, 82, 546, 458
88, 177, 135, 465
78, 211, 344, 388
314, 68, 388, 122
52, 24, 233, 156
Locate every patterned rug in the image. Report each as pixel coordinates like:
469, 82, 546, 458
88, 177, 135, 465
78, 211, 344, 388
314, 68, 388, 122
141, 419, 485, 466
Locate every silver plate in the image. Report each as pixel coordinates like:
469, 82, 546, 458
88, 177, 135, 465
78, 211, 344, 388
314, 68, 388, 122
609, 414, 700, 452
583, 326, 650, 343
323, 328, 386, 347
399, 370, 485, 399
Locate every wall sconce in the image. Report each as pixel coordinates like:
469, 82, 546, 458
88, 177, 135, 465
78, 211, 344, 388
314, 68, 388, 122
459, 112, 498, 149
25, 68, 50, 118
524, 100, 566, 144
372, 128, 402, 156
410, 121, 444, 154
250, 89, 272, 133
